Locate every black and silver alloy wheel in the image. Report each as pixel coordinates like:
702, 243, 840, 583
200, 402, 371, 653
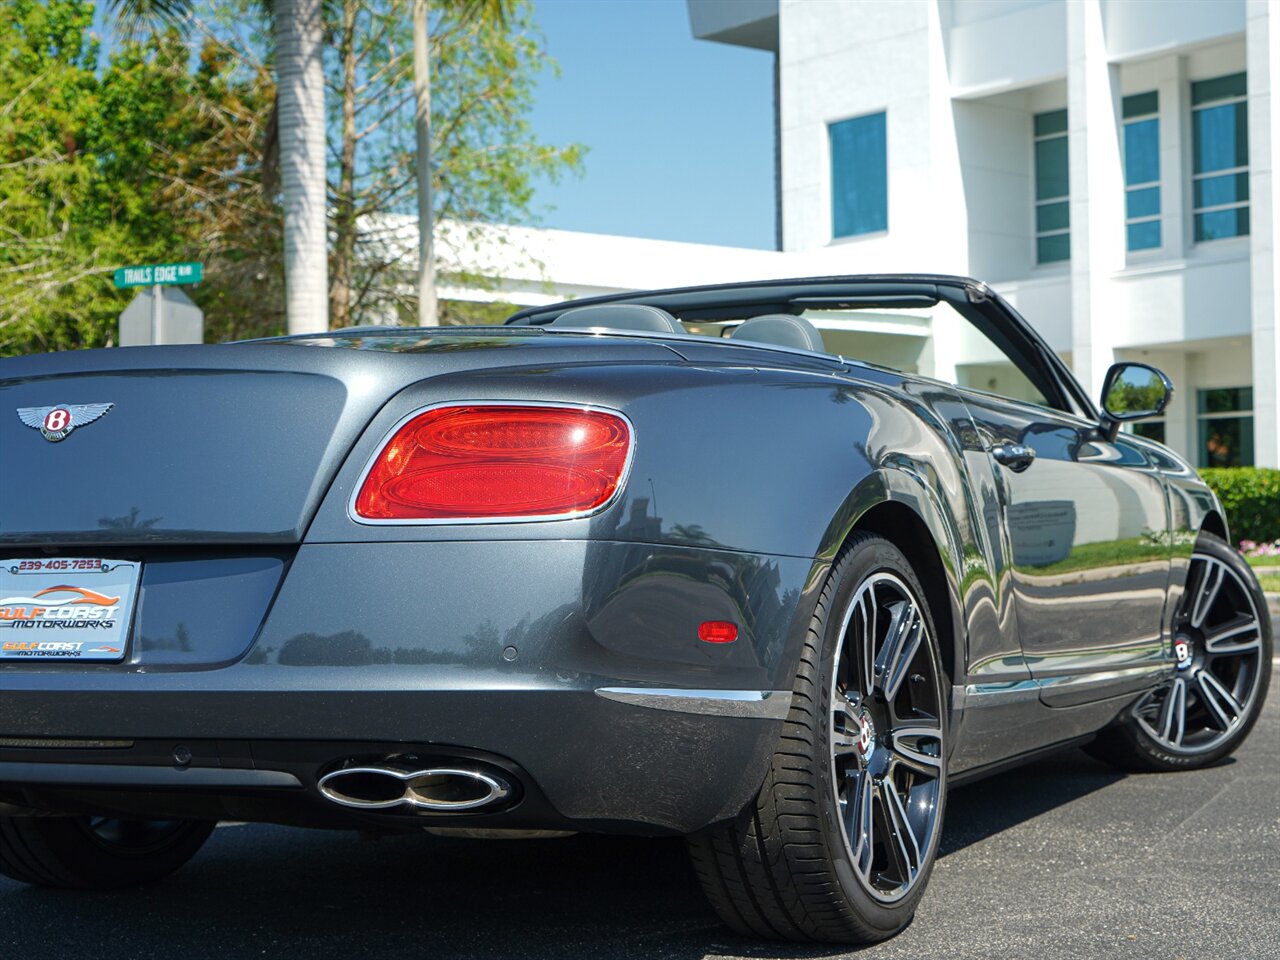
1135, 551, 1265, 753
688, 533, 948, 943
830, 572, 944, 904
1092, 532, 1272, 772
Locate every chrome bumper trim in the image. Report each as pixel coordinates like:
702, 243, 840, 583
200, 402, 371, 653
594, 687, 792, 719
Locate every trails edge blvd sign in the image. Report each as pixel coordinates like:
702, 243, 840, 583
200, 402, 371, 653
113, 262, 203, 289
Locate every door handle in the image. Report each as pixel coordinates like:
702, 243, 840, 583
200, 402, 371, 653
992, 443, 1037, 472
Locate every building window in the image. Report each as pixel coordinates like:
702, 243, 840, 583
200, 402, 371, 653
1192, 72, 1249, 242
1033, 109, 1069, 263
829, 112, 887, 238
1130, 420, 1166, 444
1198, 386, 1253, 467
1123, 92, 1160, 251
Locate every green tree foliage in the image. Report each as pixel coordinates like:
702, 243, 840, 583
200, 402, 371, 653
326, 0, 583, 327
0, 0, 580, 353
0, 0, 283, 353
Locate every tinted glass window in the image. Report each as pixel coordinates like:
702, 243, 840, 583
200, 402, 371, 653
1033, 109, 1069, 264
1196, 386, 1253, 467
830, 113, 888, 238
1131, 421, 1166, 444
1122, 93, 1160, 252
1191, 73, 1249, 242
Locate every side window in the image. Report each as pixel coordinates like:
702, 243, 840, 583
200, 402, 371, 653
796, 303, 1056, 409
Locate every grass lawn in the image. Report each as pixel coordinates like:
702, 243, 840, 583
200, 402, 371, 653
1244, 555, 1280, 592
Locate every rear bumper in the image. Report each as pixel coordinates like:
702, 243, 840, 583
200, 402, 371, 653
0, 686, 786, 834
0, 540, 819, 834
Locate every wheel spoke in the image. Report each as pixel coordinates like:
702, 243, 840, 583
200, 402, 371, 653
1190, 560, 1224, 629
1203, 617, 1261, 656
879, 778, 920, 883
874, 599, 923, 701
890, 723, 943, 778
1195, 669, 1243, 731
832, 698, 861, 758
856, 589, 876, 698
844, 769, 874, 880
1157, 676, 1188, 746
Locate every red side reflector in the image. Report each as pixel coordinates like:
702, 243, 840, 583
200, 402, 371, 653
698, 621, 738, 644
354, 405, 632, 521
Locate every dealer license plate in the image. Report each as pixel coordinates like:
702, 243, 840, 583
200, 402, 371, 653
0, 558, 141, 662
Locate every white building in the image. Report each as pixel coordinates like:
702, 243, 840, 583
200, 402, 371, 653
449, 0, 1280, 471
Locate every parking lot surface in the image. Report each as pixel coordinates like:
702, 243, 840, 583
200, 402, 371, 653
1, 677, 1277, 960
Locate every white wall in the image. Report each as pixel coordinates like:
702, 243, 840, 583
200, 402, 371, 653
778, 0, 971, 274
991, 274, 1073, 352
1104, 0, 1245, 61
945, 0, 1067, 97
1109, 255, 1252, 347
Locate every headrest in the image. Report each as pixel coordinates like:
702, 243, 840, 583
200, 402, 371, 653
549, 303, 683, 335
730, 314, 825, 353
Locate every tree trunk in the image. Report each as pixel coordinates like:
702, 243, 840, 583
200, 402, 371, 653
274, 0, 329, 334
412, 0, 437, 327
330, 0, 358, 328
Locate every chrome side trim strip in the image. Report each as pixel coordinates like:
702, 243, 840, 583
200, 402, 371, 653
1033, 663, 1173, 690
594, 687, 792, 719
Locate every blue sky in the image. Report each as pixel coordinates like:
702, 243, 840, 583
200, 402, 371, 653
526, 0, 776, 249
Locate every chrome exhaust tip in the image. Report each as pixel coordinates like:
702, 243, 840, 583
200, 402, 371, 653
318, 765, 512, 813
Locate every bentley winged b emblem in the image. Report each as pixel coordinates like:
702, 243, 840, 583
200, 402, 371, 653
16, 403, 114, 442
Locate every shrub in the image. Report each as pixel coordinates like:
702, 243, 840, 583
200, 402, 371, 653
1199, 468, 1280, 545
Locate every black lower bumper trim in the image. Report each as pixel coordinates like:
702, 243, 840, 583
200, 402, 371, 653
0, 761, 301, 790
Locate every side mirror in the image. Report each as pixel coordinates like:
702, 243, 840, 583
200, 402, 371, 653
1099, 362, 1173, 441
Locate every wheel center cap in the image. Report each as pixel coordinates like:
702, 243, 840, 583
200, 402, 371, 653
856, 711, 876, 761
1174, 634, 1194, 671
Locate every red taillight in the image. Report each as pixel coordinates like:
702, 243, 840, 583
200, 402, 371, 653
353, 405, 632, 521
698, 621, 738, 644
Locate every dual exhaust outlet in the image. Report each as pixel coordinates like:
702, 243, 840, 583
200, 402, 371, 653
318, 764, 512, 814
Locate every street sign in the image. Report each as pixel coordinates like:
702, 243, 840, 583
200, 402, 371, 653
113, 262, 203, 289
118, 286, 204, 346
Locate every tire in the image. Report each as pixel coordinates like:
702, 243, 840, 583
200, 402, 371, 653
687, 533, 948, 943
1089, 532, 1272, 772
0, 816, 215, 890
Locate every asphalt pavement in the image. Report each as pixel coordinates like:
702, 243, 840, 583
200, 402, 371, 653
1, 676, 1277, 960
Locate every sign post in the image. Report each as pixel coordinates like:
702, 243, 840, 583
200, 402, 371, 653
113, 262, 203, 346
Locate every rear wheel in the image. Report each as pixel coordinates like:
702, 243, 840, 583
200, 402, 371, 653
0, 815, 215, 889
1090, 532, 1272, 771
687, 533, 947, 943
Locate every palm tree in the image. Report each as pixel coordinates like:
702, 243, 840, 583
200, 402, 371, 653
412, 0, 511, 327
108, 0, 329, 335
272, 0, 329, 333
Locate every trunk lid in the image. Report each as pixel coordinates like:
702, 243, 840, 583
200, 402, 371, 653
0, 332, 679, 546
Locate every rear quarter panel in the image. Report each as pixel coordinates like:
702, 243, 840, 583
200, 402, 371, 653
305, 357, 996, 695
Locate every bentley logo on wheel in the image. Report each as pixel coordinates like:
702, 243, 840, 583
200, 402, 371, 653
16, 404, 114, 442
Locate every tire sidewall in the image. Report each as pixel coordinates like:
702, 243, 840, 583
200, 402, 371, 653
22, 817, 214, 890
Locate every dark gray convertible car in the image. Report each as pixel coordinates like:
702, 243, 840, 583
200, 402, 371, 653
0, 275, 1270, 943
